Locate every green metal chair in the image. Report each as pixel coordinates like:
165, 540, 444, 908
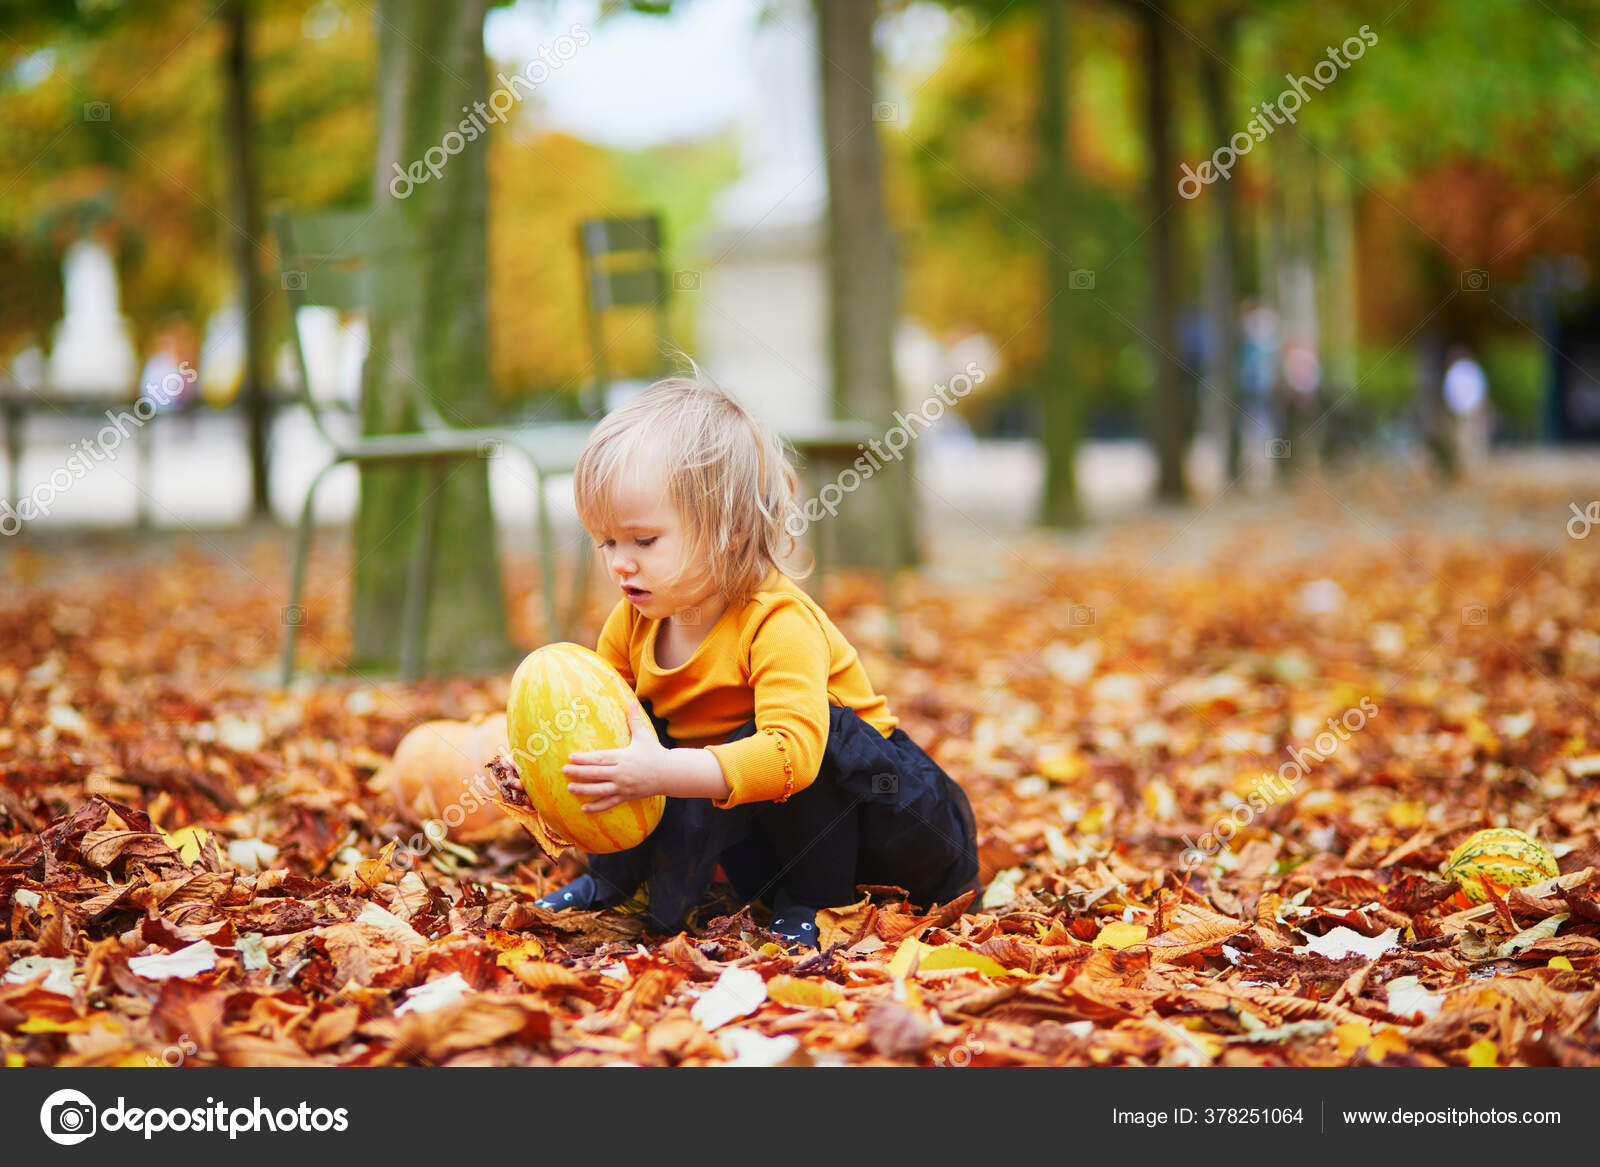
576, 215, 672, 414
273, 208, 594, 685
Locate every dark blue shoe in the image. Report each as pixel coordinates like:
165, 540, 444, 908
534, 874, 630, 912
766, 890, 821, 949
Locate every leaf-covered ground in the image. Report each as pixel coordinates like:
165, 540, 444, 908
2, 458, 1598, 1067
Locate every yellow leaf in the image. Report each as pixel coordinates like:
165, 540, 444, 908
1037, 754, 1085, 784
758, 942, 785, 958
888, 937, 932, 980
1385, 801, 1427, 830
1092, 921, 1148, 949
1463, 716, 1500, 756
767, 975, 845, 1009
1547, 956, 1574, 971
1466, 1038, 1499, 1067
1332, 1021, 1374, 1058
494, 938, 546, 969
915, 944, 1014, 978
5, 1053, 26, 1068
353, 840, 398, 891
1367, 1026, 1409, 1061
1078, 805, 1109, 835
161, 826, 212, 865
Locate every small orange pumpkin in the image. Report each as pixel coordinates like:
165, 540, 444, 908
507, 643, 664, 853
374, 712, 515, 844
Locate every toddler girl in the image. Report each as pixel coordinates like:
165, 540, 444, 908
533, 375, 982, 947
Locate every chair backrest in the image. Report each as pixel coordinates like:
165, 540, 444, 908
273, 208, 444, 440
576, 215, 670, 412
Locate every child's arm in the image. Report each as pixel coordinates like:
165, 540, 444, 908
702, 600, 830, 809
563, 702, 731, 812
563, 598, 830, 812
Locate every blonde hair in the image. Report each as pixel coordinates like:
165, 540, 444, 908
573, 369, 812, 609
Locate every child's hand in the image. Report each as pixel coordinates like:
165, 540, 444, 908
562, 702, 669, 813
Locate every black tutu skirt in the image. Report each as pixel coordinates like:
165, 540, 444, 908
584, 702, 980, 934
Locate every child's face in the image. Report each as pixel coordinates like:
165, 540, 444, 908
590, 467, 713, 622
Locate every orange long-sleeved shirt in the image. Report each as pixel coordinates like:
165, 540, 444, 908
594, 567, 896, 809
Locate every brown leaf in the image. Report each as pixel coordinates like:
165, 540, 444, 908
865, 1000, 932, 1057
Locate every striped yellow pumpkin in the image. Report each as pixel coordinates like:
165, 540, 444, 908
1441, 827, 1558, 905
506, 643, 664, 853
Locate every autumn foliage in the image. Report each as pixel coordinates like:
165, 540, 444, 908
1, 462, 1597, 1066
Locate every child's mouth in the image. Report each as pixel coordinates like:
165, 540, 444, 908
622, 585, 651, 602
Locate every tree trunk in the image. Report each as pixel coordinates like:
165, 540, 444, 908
352, 0, 510, 674
1137, 0, 1189, 502
220, 0, 270, 518
1197, 15, 1243, 483
1036, 0, 1084, 528
1274, 136, 1320, 483
815, 0, 916, 571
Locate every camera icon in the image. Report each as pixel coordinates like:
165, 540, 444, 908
1068, 269, 1095, 290
1070, 604, 1095, 626
1461, 605, 1487, 626
1266, 438, 1291, 459
40, 1090, 97, 1145
673, 270, 700, 291
282, 269, 307, 291
872, 102, 899, 123
1460, 269, 1489, 291
871, 773, 899, 795
675, 606, 701, 624
477, 438, 503, 459
281, 604, 306, 627
83, 102, 110, 122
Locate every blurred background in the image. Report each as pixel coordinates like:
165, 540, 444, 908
0, 0, 1596, 675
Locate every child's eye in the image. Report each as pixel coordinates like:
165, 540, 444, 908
596, 539, 614, 550
635, 537, 657, 547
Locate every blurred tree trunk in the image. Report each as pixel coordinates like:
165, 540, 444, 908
1274, 136, 1320, 483
1319, 161, 1359, 449
815, 0, 917, 571
1196, 14, 1243, 482
220, 0, 270, 518
1136, 0, 1189, 502
1036, 0, 1084, 528
352, 0, 511, 674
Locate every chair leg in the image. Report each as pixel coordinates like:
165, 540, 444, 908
281, 461, 339, 688
400, 460, 446, 681
533, 469, 561, 642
